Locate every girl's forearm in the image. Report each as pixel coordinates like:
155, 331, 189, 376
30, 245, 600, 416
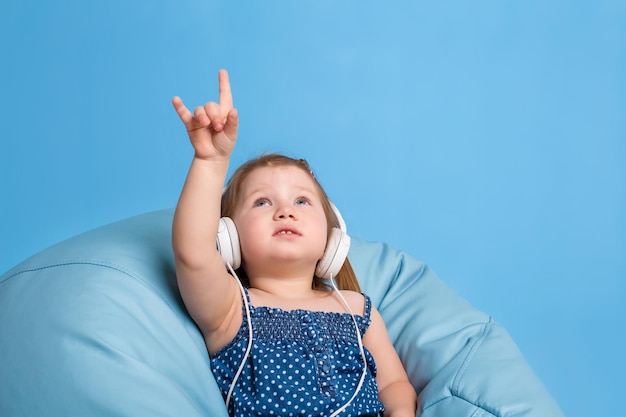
379, 380, 417, 417
172, 157, 229, 266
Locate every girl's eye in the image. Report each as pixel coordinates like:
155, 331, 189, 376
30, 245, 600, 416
295, 197, 311, 206
254, 198, 271, 207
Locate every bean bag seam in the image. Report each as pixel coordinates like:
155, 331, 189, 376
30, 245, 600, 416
452, 318, 492, 390
382, 253, 427, 306
422, 393, 499, 417
0, 260, 175, 311
451, 318, 499, 415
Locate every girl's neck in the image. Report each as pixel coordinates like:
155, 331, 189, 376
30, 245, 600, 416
246, 279, 338, 313
248, 275, 317, 298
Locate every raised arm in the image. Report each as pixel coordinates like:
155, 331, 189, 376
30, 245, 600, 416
172, 70, 242, 354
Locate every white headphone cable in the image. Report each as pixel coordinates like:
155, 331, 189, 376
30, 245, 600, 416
327, 275, 368, 417
223, 268, 367, 416
224, 262, 254, 410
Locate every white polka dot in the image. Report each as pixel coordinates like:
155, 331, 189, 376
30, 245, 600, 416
210, 293, 384, 416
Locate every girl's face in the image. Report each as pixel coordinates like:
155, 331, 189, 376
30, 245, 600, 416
232, 165, 328, 276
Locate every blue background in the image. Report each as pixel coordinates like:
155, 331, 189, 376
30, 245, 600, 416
1, 1, 623, 416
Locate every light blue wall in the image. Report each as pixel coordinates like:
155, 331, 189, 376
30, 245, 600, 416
1, 1, 623, 416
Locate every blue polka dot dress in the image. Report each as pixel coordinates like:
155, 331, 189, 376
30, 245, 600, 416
210, 288, 385, 417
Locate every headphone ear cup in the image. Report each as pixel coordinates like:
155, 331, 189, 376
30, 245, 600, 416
216, 217, 241, 269
315, 227, 351, 279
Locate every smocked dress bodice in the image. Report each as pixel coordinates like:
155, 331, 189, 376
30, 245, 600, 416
209, 288, 384, 417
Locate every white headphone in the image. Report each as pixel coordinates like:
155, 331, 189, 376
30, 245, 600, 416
219, 204, 364, 415
216, 203, 351, 279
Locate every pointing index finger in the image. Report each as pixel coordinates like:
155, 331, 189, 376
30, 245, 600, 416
218, 69, 233, 109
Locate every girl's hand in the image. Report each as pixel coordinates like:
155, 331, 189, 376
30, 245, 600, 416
172, 69, 239, 161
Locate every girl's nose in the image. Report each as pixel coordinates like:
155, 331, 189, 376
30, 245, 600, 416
274, 204, 296, 220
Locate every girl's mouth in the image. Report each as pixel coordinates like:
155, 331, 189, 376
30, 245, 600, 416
274, 228, 301, 236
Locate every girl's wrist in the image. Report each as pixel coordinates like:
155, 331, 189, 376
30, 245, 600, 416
192, 155, 230, 173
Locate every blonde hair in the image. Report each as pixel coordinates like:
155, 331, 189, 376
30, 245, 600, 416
221, 153, 361, 292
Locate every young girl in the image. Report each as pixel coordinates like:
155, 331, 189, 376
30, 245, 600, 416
172, 70, 417, 417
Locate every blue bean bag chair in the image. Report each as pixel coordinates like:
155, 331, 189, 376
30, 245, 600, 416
0, 209, 564, 416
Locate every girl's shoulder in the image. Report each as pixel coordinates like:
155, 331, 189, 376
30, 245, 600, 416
336, 290, 371, 318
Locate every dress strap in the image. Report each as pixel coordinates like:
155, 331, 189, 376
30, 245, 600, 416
362, 293, 372, 320
240, 286, 255, 318
241, 286, 252, 305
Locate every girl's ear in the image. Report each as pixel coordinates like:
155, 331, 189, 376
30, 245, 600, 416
216, 217, 241, 269
315, 228, 351, 279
